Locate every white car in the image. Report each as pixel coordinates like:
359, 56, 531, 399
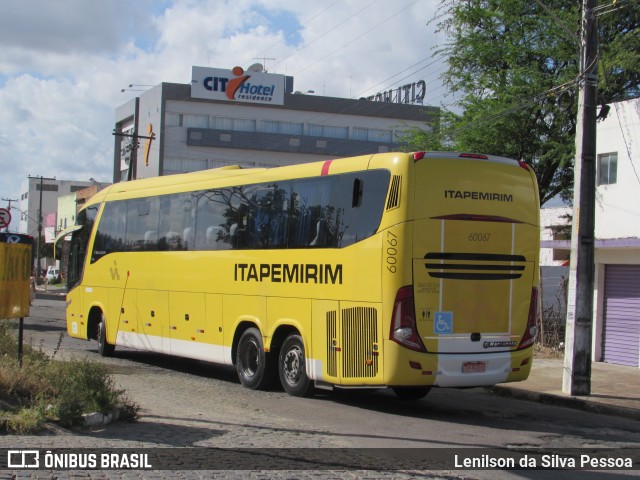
46, 267, 60, 284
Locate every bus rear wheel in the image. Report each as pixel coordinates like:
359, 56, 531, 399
391, 386, 431, 400
279, 334, 313, 397
236, 327, 275, 390
97, 313, 115, 357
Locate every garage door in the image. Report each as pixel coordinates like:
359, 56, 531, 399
602, 264, 640, 367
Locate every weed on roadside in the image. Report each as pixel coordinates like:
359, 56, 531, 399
0, 322, 139, 433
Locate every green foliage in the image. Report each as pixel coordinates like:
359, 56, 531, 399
0, 323, 139, 433
404, 0, 640, 205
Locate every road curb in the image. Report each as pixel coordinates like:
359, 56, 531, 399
487, 385, 640, 422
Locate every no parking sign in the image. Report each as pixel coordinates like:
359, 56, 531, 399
0, 207, 11, 229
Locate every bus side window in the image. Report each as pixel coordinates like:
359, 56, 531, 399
91, 201, 126, 262
194, 188, 235, 251
229, 202, 248, 249
159, 193, 191, 251
245, 185, 288, 249
126, 198, 159, 250
338, 170, 390, 247
289, 177, 338, 248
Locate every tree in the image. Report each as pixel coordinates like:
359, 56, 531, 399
402, 0, 640, 205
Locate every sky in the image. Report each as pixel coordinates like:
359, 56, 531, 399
0, 0, 451, 231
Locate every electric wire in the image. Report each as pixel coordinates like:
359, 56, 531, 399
444, 77, 582, 137
269, 0, 381, 74
293, 0, 422, 76
597, 47, 640, 187
613, 103, 640, 186
245, 0, 343, 69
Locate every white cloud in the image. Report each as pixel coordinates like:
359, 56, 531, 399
0, 0, 449, 231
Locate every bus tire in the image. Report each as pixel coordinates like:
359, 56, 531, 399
279, 334, 313, 397
97, 312, 115, 357
236, 327, 276, 390
391, 386, 431, 400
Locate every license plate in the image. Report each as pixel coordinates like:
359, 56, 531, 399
462, 361, 487, 374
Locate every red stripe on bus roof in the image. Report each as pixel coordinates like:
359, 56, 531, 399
321, 160, 333, 176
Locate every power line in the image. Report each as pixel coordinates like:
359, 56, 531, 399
248, 0, 343, 68
28, 175, 56, 279
353, 53, 447, 99
270, 0, 381, 74
613, 103, 640, 186
442, 77, 581, 137
294, 0, 421, 77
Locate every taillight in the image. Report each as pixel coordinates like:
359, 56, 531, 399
518, 287, 538, 349
390, 286, 427, 352
518, 160, 531, 171
413, 151, 426, 161
459, 153, 488, 160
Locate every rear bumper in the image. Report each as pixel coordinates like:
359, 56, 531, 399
433, 348, 532, 387
383, 340, 533, 388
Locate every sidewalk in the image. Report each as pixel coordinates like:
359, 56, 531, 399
34, 283, 67, 298
491, 357, 640, 421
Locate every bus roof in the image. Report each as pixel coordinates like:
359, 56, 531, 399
88, 165, 268, 205
82, 151, 532, 208
85, 153, 388, 206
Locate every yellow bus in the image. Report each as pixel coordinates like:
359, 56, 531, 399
62, 151, 539, 399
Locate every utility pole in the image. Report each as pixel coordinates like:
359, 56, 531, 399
563, 0, 599, 396
28, 175, 56, 281
2, 197, 18, 232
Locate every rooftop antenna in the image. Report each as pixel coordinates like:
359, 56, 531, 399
253, 57, 275, 72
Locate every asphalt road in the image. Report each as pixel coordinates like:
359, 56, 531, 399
2, 295, 639, 479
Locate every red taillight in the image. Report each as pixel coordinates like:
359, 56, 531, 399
459, 153, 489, 160
518, 160, 531, 171
413, 151, 426, 161
390, 286, 427, 352
518, 287, 538, 349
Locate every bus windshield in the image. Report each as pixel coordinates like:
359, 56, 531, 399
67, 204, 99, 290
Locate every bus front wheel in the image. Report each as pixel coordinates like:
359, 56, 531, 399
97, 313, 115, 357
279, 334, 313, 397
236, 327, 275, 390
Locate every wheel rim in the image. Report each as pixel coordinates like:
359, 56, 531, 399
98, 321, 105, 344
282, 346, 303, 386
240, 338, 260, 378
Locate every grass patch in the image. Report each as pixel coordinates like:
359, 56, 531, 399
0, 322, 139, 433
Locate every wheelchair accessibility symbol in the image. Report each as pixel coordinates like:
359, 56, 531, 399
434, 312, 453, 334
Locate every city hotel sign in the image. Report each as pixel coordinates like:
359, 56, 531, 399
363, 80, 426, 105
191, 66, 285, 105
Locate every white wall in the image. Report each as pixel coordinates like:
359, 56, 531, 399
591, 98, 640, 362
595, 98, 640, 239
540, 206, 571, 266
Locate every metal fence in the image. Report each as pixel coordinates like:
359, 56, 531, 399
537, 266, 568, 349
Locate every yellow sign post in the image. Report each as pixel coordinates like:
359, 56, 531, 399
1, 233, 34, 366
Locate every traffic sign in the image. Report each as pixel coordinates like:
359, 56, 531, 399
0, 208, 11, 228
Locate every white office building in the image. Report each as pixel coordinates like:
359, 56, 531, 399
113, 65, 436, 183
18, 177, 95, 239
